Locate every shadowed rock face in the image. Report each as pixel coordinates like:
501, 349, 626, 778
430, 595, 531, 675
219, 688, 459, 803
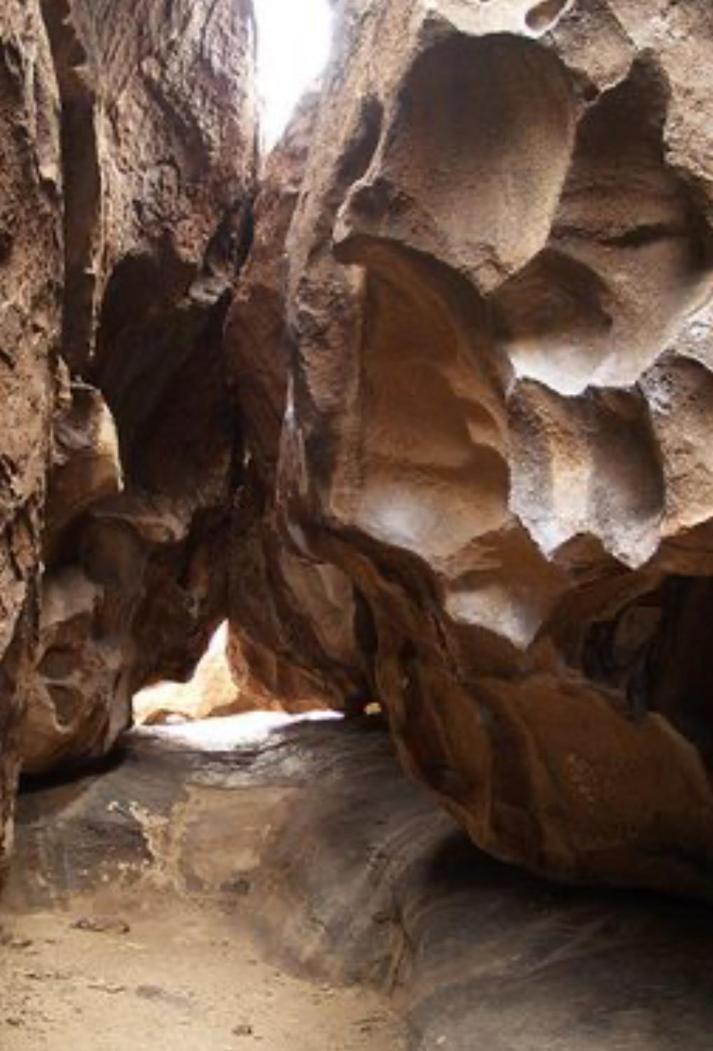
27, 0, 258, 776
0, 0, 63, 880
261, 0, 713, 898
27, 0, 257, 777
0, 0, 257, 811
224, 93, 373, 714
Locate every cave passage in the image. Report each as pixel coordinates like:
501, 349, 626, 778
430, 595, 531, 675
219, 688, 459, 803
4, 0, 713, 1048
132, 620, 244, 726
132, 620, 342, 732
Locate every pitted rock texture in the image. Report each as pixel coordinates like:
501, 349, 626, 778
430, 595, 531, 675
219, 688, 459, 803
0, 0, 63, 879
267, 0, 713, 897
41, 0, 257, 378
14, 0, 258, 776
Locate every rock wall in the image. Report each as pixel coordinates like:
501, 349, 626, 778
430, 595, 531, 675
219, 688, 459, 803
225, 93, 373, 713
0, 0, 257, 883
20, 0, 258, 776
262, 0, 713, 898
0, 0, 63, 880
4, 0, 713, 905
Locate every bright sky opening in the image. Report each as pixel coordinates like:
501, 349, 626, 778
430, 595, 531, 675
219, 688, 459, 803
254, 0, 333, 150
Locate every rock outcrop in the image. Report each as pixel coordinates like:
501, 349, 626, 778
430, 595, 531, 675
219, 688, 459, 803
21, 0, 257, 775
132, 622, 243, 725
8, 715, 713, 1051
0, 0, 63, 879
259, 0, 713, 898
225, 93, 372, 714
5, 0, 713, 907
0, 0, 257, 879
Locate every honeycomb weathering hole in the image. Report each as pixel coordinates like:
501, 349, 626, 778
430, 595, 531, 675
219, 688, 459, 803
525, 0, 572, 33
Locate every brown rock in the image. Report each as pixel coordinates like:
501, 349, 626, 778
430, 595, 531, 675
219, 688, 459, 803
133, 623, 242, 724
4, 0, 713, 910
15, 0, 258, 775
225, 92, 371, 715
273, 0, 713, 896
0, 0, 63, 880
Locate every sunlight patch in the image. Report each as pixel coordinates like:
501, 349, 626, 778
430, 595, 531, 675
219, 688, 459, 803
254, 0, 333, 150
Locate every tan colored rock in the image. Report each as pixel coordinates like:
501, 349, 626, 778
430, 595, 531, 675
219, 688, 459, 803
132, 623, 239, 725
19, 380, 122, 774
20, 567, 119, 774
44, 376, 123, 562
276, 0, 713, 897
225, 93, 371, 714
0, 0, 63, 878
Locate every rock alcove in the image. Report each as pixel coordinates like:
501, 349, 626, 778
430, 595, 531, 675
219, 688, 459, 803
2, 1, 713, 1048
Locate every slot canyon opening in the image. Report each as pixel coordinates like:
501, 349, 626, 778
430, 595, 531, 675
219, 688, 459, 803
131, 620, 345, 735
254, 0, 334, 149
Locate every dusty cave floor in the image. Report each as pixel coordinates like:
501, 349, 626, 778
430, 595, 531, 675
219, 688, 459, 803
0, 905, 401, 1051
4, 713, 713, 1051
1, 713, 404, 1051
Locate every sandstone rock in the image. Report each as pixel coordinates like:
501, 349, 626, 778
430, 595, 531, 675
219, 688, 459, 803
276, 0, 713, 897
5, 0, 713, 912
133, 623, 245, 725
0, 0, 63, 879
15, 0, 258, 775
20, 565, 120, 775
41, 0, 258, 377
44, 377, 123, 563
225, 93, 371, 714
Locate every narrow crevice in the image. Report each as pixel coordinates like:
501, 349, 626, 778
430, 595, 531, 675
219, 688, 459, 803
39, 0, 102, 375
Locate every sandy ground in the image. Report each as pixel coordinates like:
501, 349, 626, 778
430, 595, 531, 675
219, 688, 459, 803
0, 904, 405, 1051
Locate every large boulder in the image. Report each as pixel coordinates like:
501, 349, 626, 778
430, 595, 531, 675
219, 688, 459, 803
0, 0, 63, 878
275, 0, 713, 897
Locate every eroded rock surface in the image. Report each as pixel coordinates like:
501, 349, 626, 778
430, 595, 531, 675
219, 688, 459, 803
259, 0, 713, 897
7, 717, 713, 1050
0, 0, 63, 879
225, 93, 371, 713
5, 0, 713, 909
0, 0, 257, 877
133, 623, 245, 726
14, 0, 257, 776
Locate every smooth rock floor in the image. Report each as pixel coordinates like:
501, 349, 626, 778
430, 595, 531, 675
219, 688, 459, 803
4, 713, 713, 1050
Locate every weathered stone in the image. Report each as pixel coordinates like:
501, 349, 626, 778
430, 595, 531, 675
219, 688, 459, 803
43, 377, 123, 563
273, 0, 713, 897
20, 565, 119, 775
133, 623, 242, 725
15, 0, 259, 775
5, 0, 713, 912
225, 93, 371, 714
0, 0, 63, 879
